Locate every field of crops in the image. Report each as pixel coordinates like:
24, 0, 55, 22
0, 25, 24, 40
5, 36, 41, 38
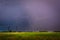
0, 32, 60, 40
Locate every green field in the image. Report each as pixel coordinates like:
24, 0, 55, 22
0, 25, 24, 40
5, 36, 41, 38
0, 32, 60, 40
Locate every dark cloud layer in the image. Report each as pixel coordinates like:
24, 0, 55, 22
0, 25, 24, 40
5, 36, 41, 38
0, 0, 60, 31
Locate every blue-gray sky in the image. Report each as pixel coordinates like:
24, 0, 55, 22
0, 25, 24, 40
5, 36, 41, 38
0, 0, 60, 31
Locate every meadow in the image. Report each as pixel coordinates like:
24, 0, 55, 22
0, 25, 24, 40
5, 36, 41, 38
0, 32, 60, 40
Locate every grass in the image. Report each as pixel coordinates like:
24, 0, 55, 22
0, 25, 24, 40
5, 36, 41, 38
0, 32, 60, 40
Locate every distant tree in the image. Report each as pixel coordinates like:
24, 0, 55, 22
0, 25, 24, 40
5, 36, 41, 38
18, 31, 22, 32
8, 24, 12, 32
9, 30, 12, 32
8, 25, 10, 31
16, 26, 18, 32
39, 31, 48, 32
53, 31, 60, 32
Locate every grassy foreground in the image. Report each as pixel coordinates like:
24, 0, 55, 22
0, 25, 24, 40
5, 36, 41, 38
0, 32, 60, 40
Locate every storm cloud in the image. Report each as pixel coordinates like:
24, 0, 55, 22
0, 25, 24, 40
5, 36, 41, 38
0, 0, 60, 31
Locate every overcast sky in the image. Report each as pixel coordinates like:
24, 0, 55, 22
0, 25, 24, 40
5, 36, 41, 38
0, 0, 60, 31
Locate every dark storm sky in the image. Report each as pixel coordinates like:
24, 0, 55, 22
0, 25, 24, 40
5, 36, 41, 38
0, 0, 60, 31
